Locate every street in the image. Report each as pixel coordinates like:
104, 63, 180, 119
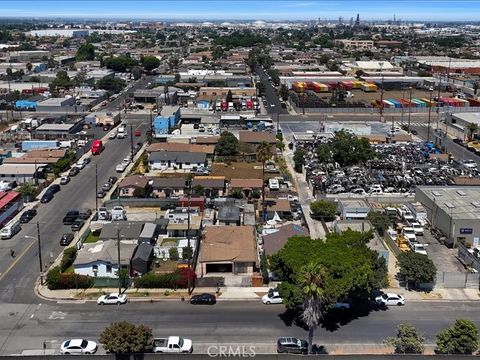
0, 300, 479, 355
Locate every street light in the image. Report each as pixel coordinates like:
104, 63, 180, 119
407, 86, 413, 133
25, 221, 43, 285
379, 62, 385, 122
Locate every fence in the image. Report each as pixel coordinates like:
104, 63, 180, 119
457, 243, 480, 272
104, 198, 179, 209
293, 104, 480, 114
435, 271, 479, 289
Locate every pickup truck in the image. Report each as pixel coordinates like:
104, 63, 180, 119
152, 337, 193, 353
407, 240, 428, 255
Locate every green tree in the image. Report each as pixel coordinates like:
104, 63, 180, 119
231, 189, 244, 199
467, 123, 478, 141
226, 89, 233, 103
133, 187, 147, 198
99, 321, 152, 354
293, 149, 306, 173
385, 324, 425, 354
300, 262, 326, 354
397, 252, 437, 289
366, 211, 391, 236
25, 62, 33, 72
169, 247, 179, 261
436, 319, 479, 354
73, 71, 87, 86
192, 184, 205, 195
96, 76, 126, 93
50, 70, 72, 92
257, 141, 273, 221
279, 84, 289, 101
320, 131, 375, 167
17, 182, 37, 200
272, 230, 387, 311
256, 82, 266, 96
141, 55, 160, 73
75, 43, 95, 61
131, 66, 142, 80
104, 56, 138, 72
215, 131, 239, 156
182, 246, 193, 260
310, 200, 337, 221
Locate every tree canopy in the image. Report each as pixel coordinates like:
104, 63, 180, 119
99, 321, 152, 354
293, 149, 306, 173
436, 319, 479, 354
270, 230, 388, 309
215, 131, 239, 156
96, 76, 126, 93
310, 200, 337, 221
397, 252, 437, 289
366, 211, 391, 236
141, 55, 160, 73
50, 70, 72, 91
385, 324, 425, 354
75, 43, 95, 61
214, 30, 269, 48
316, 130, 376, 167
104, 56, 138, 72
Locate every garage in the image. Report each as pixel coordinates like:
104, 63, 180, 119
206, 263, 233, 273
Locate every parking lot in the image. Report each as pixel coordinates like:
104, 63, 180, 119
421, 230, 466, 273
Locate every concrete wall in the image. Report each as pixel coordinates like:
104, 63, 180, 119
74, 261, 118, 278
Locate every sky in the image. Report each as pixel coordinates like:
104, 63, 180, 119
1, 0, 480, 21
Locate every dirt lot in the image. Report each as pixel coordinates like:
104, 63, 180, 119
313, 89, 455, 106
212, 162, 263, 180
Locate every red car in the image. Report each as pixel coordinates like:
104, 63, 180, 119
134, 129, 141, 136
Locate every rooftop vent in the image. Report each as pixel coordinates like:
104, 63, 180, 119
432, 190, 442, 197
456, 190, 466, 196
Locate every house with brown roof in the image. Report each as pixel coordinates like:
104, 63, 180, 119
118, 175, 150, 197
4, 148, 67, 164
195, 136, 220, 145
260, 198, 292, 220
238, 131, 276, 152
262, 224, 309, 256
390, 133, 413, 143
147, 143, 215, 157
192, 176, 225, 197
229, 178, 263, 198
151, 177, 187, 198
198, 225, 257, 277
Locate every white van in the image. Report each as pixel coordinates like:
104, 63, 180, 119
117, 126, 126, 139
1, 220, 21, 239
268, 178, 280, 191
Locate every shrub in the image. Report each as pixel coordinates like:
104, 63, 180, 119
134, 271, 181, 289
60, 247, 77, 272
436, 319, 479, 354
46, 266, 93, 290
175, 268, 196, 288
385, 324, 425, 354
100, 321, 152, 354
169, 247, 179, 261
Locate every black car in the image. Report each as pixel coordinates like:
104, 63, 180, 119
40, 192, 54, 203
60, 233, 74, 246
102, 182, 112, 191
69, 167, 80, 177
63, 210, 79, 225
108, 176, 118, 184
71, 219, 85, 231
97, 190, 106, 198
78, 208, 92, 220
190, 293, 216, 305
20, 209, 37, 223
48, 184, 61, 194
276, 337, 308, 354
411, 129, 418, 135
83, 158, 91, 165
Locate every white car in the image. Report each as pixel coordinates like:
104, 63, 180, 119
109, 131, 117, 139
262, 291, 283, 305
375, 293, 405, 306
97, 293, 127, 305
116, 162, 128, 173
463, 159, 478, 170
410, 222, 424, 236
75, 159, 87, 169
60, 339, 98, 355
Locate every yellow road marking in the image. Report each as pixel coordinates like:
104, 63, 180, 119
0, 239, 36, 282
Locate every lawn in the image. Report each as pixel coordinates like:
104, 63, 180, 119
84, 233, 100, 243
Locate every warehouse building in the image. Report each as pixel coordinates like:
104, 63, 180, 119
415, 186, 480, 248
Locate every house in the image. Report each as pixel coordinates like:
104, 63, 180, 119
261, 199, 292, 220
150, 177, 187, 198
131, 243, 155, 275
218, 205, 241, 226
198, 225, 257, 276
194, 136, 220, 145
238, 131, 276, 152
149, 151, 207, 171
74, 241, 137, 278
0, 150, 12, 165
156, 238, 197, 260
262, 224, 309, 256
118, 175, 150, 197
3, 149, 67, 165
337, 199, 371, 220
147, 143, 215, 157
138, 223, 159, 245
229, 178, 263, 198
0, 163, 47, 183
99, 222, 144, 241
166, 214, 202, 238
192, 176, 225, 197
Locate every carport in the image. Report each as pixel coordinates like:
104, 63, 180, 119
205, 263, 233, 273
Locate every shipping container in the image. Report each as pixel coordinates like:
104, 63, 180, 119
387, 99, 402, 108
21, 140, 59, 152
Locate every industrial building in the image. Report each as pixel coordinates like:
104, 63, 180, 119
415, 186, 480, 248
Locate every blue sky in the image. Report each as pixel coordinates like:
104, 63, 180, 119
2, 0, 480, 21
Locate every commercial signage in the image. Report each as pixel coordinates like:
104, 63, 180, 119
460, 228, 473, 235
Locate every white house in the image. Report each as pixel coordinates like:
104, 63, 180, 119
73, 241, 137, 278
156, 238, 197, 260
149, 151, 207, 171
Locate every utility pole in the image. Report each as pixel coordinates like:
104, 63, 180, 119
407, 86, 413, 133
276, 106, 279, 135
95, 163, 98, 213
37, 222, 43, 285
130, 124, 134, 160
117, 228, 121, 295
187, 180, 192, 295
149, 109, 154, 142
400, 87, 406, 126
427, 89, 433, 142
379, 62, 384, 122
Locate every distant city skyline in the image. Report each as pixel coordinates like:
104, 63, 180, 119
2, 0, 480, 21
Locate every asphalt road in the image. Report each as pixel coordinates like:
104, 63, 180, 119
255, 66, 288, 116
0, 300, 479, 355
0, 114, 149, 304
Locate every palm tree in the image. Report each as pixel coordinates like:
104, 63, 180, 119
299, 262, 327, 355
256, 141, 273, 221
467, 123, 479, 141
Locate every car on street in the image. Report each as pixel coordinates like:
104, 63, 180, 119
134, 129, 141, 136
262, 291, 283, 305
68, 167, 80, 177
48, 184, 61, 194
78, 208, 92, 220
109, 131, 117, 139
375, 293, 405, 307
63, 210, 79, 225
97, 190, 106, 198
462, 159, 478, 170
276, 337, 308, 354
60, 233, 74, 246
40, 191, 54, 203
60, 175, 70, 185
60, 339, 97, 355
71, 219, 85, 231
76, 159, 88, 169
116, 162, 128, 173
108, 176, 118, 184
102, 182, 112, 191
97, 293, 127, 305
190, 293, 216, 305
19, 209, 37, 223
